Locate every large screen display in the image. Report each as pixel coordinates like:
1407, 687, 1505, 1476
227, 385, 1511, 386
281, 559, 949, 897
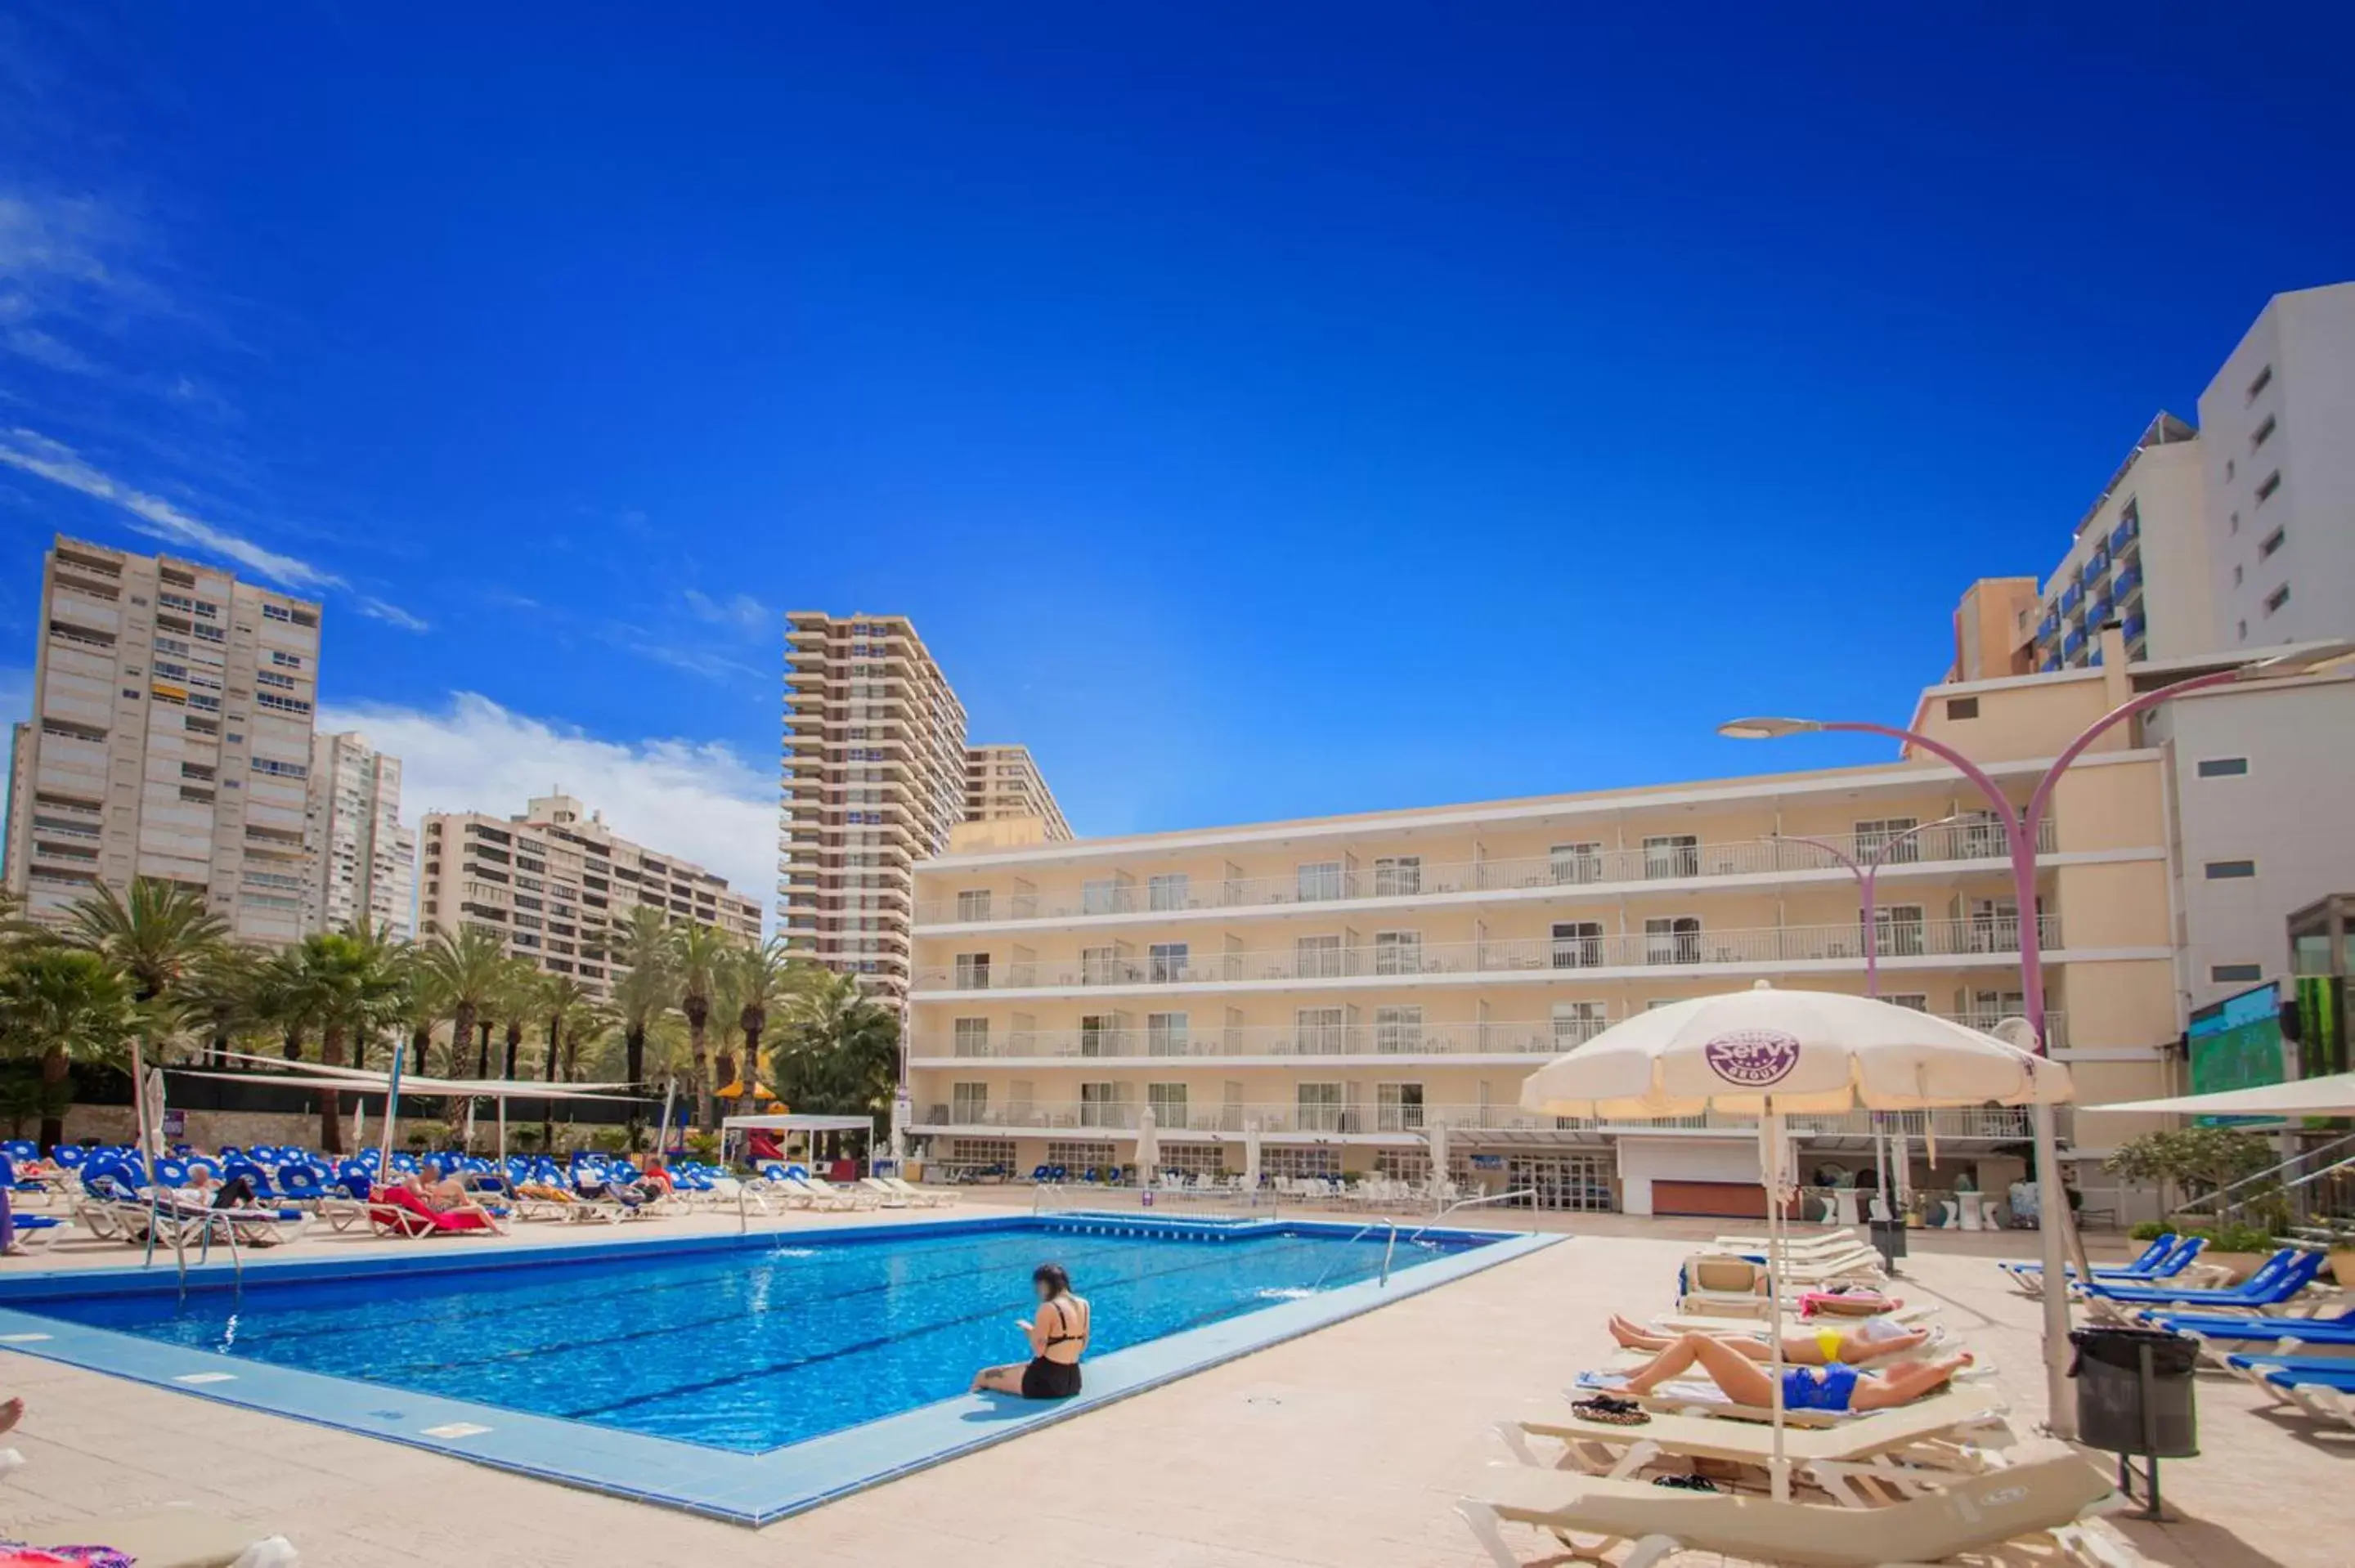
2188, 979, 2285, 1126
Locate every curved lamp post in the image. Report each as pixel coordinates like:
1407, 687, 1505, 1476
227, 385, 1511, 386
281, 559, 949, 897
1720, 639, 2353, 1438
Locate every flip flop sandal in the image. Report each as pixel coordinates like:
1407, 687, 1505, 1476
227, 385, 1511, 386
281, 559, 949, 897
1571, 1396, 1650, 1426
1650, 1474, 1719, 1492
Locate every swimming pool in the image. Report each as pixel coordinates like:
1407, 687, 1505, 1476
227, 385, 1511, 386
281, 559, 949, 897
0, 1215, 1554, 1521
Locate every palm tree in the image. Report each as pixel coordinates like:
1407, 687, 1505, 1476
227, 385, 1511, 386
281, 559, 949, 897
284, 921, 406, 1153
672, 921, 733, 1131
390, 943, 445, 1075
770, 970, 901, 1160
607, 907, 675, 1086
419, 925, 509, 1081
494, 958, 538, 1081
0, 947, 141, 1150
239, 946, 312, 1062
733, 938, 808, 1108
66, 879, 227, 1092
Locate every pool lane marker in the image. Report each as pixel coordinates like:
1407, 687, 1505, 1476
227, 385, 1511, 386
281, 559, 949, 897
420, 1422, 492, 1440
174, 1371, 237, 1384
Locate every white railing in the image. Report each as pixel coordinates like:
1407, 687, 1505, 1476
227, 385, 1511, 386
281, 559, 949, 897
914, 916, 2063, 992
911, 1100, 2036, 1140
908, 1010, 2064, 1060
915, 821, 2057, 925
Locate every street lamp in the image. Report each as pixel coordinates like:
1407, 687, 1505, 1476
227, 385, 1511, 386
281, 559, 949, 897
1720, 638, 2353, 1439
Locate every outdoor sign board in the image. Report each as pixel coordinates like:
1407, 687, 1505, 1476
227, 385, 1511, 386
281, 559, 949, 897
2187, 979, 2287, 1127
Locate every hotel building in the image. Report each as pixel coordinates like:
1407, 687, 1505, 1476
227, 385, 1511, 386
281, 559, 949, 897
904, 634, 2349, 1218
966, 744, 1073, 842
3, 535, 322, 943
306, 732, 416, 940
421, 792, 760, 997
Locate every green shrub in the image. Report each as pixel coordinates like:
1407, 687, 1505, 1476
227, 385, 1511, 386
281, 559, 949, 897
2168, 1221, 2280, 1252
2129, 1220, 2167, 1241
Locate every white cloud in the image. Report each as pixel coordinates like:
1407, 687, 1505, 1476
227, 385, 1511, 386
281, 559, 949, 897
317, 692, 777, 921
356, 596, 430, 634
0, 427, 341, 590
684, 588, 772, 636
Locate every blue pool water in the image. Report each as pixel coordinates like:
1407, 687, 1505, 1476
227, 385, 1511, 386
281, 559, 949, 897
39, 1220, 1480, 1453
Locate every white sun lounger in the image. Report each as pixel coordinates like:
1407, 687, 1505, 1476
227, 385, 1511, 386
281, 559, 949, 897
25, 1506, 296, 1568
1461, 1440, 2130, 1568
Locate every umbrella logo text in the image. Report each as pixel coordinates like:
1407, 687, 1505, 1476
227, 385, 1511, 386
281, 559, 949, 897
1702, 1028, 1801, 1087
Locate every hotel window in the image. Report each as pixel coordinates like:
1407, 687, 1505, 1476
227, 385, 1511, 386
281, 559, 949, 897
1078, 1082, 1127, 1127
1550, 842, 1604, 884
1854, 818, 1920, 862
1644, 916, 1701, 965
1080, 945, 1120, 983
949, 1082, 989, 1122
2204, 859, 2258, 880
2264, 584, 2290, 616
2255, 471, 2281, 504
1296, 1082, 1344, 1131
1371, 855, 1423, 896
1373, 929, 1423, 975
955, 889, 992, 921
1295, 934, 1345, 979
2252, 414, 2276, 449
1078, 1014, 1117, 1056
2260, 527, 2285, 560
1081, 877, 1122, 915
1146, 1012, 1190, 1055
1147, 942, 1189, 983
1958, 809, 2008, 858
1146, 1082, 1189, 1126
1147, 872, 1190, 911
2247, 364, 2272, 401
1550, 921, 1604, 969
1886, 993, 1929, 1013
1376, 1082, 1425, 1131
1296, 861, 1343, 902
953, 952, 991, 989
1295, 1007, 1345, 1053
1551, 1001, 1607, 1046
952, 1018, 989, 1057
1967, 898, 2023, 951
1642, 835, 1698, 879
2211, 963, 2264, 984
1945, 697, 1980, 720
1374, 1004, 1424, 1053
2196, 757, 2250, 779
1873, 904, 1927, 957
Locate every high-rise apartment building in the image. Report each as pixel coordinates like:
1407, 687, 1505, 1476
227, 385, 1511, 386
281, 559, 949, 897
3, 535, 322, 942
306, 732, 415, 940
2016, 281, 2355, 675
965, 744, 1073, 842
419, 792, 760, 998
778, 614, 971, 991
2196, 281, 2355, 653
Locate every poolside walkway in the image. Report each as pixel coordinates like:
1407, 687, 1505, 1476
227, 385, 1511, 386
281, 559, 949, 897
2, 1204, 2343, 1566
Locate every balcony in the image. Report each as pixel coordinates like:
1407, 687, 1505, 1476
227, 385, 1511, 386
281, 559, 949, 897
2109, 515, 2138, 552
909, 1100, 2036, 1141
2113, 561, 2142, 599
909, 1010, 2063, 1062
915, 915, 2066, 995
915, 820, 2055, 929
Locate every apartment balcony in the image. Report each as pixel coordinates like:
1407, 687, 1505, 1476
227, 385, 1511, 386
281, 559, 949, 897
908, 1100, 2035, 1142
915, 916, 2066, 997
2109, 515, 2139, 553
908, 1010, 2062, 1064
914, 821, 2056, 930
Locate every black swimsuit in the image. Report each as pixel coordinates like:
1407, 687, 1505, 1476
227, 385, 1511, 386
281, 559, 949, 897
1020, 1297, 1085, 1400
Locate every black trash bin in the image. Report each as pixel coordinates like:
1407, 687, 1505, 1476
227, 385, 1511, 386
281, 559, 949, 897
1868, 1216, 1908, 1268
2070, 1324, 2198, 1519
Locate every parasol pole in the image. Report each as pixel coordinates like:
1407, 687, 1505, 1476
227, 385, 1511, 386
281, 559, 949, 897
1761, 1095, 1792, 1501
656, 1077, 676, 1161
498, 1093, 509, 1167
377, 1037, 406, 1178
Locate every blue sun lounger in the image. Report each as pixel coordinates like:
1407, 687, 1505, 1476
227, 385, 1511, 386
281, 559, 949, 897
2225, 1355, 2355, 1431
2003, 1232, 2174, 1278
2084, 1248, 2323, 1311
2002, 1234, 2204, 1294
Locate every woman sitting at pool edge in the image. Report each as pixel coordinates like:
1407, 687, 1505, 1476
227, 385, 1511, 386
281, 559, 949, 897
971, 1263, 1089, 1400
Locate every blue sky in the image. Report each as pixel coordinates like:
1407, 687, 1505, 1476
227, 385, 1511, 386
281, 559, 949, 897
4, 4, 2352, 898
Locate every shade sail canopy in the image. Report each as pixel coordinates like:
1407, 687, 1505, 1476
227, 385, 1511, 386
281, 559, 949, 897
721, 1113, 873, 1132
171, 1068, 646, 1103
2081, 1073, 2355, 1118
1520, 983, 2073, 1118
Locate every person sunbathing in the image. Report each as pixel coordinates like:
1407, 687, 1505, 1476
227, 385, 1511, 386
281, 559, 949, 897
1599, 1332, 1972, 1413
415, 1161, 504, 1226
1608, 1314, 1933, 1364
516, 1180, 579, 1204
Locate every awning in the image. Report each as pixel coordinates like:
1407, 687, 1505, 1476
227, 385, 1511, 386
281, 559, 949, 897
171, 1068, 648, 1103
2079, 1073, 2355, 1118
721, 1113, 873, 1133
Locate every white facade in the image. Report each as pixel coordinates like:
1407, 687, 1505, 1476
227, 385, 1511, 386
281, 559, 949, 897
306, 732, 415, 940
2196, 281, 2355, 653
2144, 661, 2355, 1016
3, 536, 322, 943
2028, 414, 2203, 671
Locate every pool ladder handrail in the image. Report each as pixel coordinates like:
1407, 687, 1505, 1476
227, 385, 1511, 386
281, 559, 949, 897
1406, 1189, 1541, 1246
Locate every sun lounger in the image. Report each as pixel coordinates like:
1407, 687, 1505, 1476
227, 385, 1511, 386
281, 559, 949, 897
786, 1175, 872, 1211
2083, 1248, 2325, 1315
881, 1175, 951, 1207
2151, 1312, 2355, 1364
1500, 1387, 2012, 1507
2004, 1234, 2205, 1296
22, 1505, 295, 1568
1460, 1440, 2125, 1568
2228, 1355, 2355, 1431
1713, 1230, 1871, 1257
366, 1187, 498, 1237
858, 1176, 911, 1207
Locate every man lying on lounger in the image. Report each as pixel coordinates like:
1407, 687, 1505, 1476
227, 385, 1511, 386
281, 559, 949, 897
1595, 1332, 1972, 1414
415, 1162, 505, 1226
1608, 1314, 1933, 1364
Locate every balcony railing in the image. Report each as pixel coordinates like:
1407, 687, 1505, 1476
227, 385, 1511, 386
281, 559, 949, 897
910, 1010, 2063, 1061
916, 820, 2056, 927
910, 1100, 2037, 1140
916, 916, 2063, 992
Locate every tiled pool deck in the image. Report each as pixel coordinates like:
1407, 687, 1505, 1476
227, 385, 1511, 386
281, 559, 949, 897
2, 1199, 2344, 1566
0, 1210, 1550, 1524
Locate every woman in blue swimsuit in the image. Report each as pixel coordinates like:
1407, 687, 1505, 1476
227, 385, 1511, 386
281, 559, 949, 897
1608, 1333, 1971, 1413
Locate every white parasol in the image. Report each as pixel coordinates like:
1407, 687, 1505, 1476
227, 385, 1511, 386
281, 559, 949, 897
1242, 1119, 1262, 1192
1426, 1118, 1450, 1203
1520, 981, 2070, 1499
1134, 1104, 1160, 1185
